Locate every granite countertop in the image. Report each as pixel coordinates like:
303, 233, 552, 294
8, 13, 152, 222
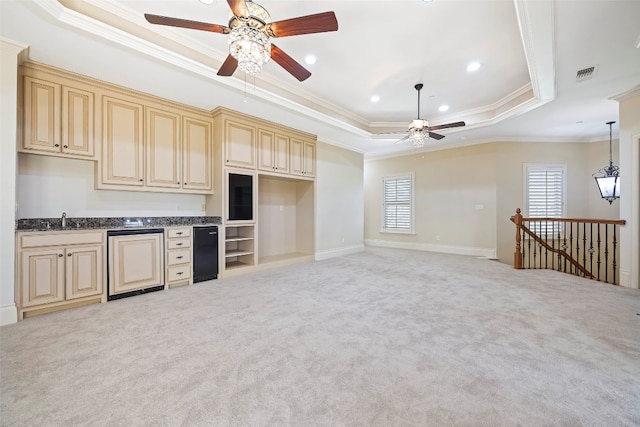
16, 216, 222, 232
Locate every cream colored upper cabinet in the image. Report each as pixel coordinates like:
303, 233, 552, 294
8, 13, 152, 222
99, 98, 213, 194
258, 129, 289, 174
182, 115, 213, 192
23, 76, 95, 159
23, 77, 60, 153
302, 141, 316, 178
62, 86, 95, 157
225, 120, 256, 169
146, 106, 181, 189
290, 139, 315, 178
101, 95, 145, 186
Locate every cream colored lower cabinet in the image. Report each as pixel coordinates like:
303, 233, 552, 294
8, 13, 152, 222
165, 227, 193, 287
16, 231, 105, 320
108, 233, 163, 296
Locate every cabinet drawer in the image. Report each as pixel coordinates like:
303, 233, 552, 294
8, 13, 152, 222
167, 238, 190, 249
167, 249, 191, 266
167, 265, 191, 282
20, 231, 104, 248
167, 227, 191, 238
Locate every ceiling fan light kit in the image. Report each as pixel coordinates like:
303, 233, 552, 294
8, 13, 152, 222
144, 0, 338, 81
393, 83, 466, 147
229, 25, 271, 74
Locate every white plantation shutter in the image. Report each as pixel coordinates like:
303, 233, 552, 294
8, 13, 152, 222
525, 164, 566, 235
383, 174, 414, 233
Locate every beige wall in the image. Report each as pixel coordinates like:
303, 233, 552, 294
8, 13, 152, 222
616, 87, 640, 288
17, 154, 206, 218
315, 142, 364, 259
0, 39, 24, 325
494, 140, 620, 263
365, 144, 498, 257
365, 140, 623, 265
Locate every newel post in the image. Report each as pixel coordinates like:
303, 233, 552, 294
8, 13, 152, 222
511, 208, 523, 269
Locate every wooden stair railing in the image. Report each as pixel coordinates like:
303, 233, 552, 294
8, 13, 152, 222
510, 208, 626, 285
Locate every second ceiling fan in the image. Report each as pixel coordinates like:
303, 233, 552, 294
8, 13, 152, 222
394, 84, 466, 147
144, 0, 338, 81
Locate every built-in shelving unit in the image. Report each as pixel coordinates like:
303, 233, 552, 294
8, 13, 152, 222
257, 175, 314, 268
224, 225, 255, 270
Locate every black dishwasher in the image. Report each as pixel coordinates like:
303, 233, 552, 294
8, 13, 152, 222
193, 226, 219, 283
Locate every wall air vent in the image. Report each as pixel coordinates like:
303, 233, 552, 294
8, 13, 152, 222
576, 65, 598, 82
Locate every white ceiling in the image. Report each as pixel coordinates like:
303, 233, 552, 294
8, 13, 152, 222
2, 0, 640, 158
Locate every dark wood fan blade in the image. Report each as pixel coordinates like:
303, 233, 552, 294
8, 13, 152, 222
144, 14, 229, 34
394, 135, 410, 145
227, 0, 248, 18
268, 12, 338, 37
270, 44, 311, 81
217, 55, 238, 76
428, 132, 445, 140
428, 121, 466, 131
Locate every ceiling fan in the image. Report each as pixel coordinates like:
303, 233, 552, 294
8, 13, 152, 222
393, 84, 466, 147
144, 0, 338, 82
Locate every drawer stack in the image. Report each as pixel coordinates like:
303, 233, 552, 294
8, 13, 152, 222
165, 227, 192, 287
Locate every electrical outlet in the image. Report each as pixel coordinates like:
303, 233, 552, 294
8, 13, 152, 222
201, 204, 206, 212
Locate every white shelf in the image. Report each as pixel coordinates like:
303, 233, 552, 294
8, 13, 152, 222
225, 261, 253, 270
225, 249, 254, 258
225, 237, 254, 242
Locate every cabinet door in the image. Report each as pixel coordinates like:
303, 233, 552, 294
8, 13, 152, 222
20, 248, 65, 308
290, 138, 304, 176
101, 96, 144, 186
302, 141, 316, 178
225, 120, 256, 169
146, 107, 181, 189
62, 86, 95, 157
257, 129, 275, 172
182, 115, 213, 192
109, 234, 163, 295
65, 245, 103, 300
274, 134, 290, 173
23, 76, 61, 153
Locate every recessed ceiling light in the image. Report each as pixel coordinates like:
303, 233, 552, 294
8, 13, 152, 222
370, 95, 380, 103
199, 0, 214, 4
576, 120, 584, 124
466, 62, 481, 72
304, 55, 317, 65
438, 105, 449, 112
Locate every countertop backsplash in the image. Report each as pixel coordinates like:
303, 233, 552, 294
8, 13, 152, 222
16, 216, 222, 232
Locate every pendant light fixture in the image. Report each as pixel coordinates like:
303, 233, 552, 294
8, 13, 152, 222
593, 121, 620, 204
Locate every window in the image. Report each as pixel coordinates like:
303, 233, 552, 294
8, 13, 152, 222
382, 173, 414, 233
524, 164, 566, 235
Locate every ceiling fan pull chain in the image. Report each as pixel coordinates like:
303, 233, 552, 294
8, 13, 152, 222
244, 72, 247, 103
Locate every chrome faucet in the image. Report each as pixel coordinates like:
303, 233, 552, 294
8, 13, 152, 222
61, 212, 67, 228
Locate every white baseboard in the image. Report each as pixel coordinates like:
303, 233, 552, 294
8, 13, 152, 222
315, 244, 365, 261
619, 269, 638, 289
364, 239, 497, 259
0, 304, 18, 326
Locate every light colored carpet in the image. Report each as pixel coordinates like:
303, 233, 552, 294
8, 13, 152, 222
1, 247, 639, 426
